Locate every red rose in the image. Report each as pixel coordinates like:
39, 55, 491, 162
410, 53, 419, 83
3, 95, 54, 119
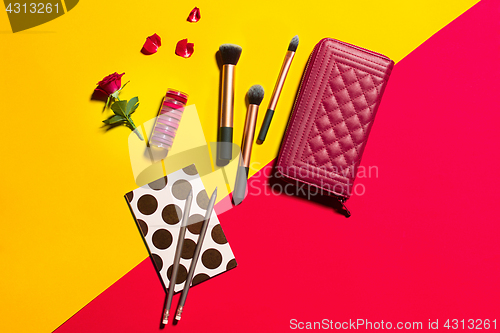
95, 72, 125, 96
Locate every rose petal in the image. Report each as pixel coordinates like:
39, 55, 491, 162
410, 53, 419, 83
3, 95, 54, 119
187, 7, 201, 23
96, 72, 125, 96
150, 33, 161, 47
91, 88, 109, 102
175, 39, 194, 58
141, 33, 162, 55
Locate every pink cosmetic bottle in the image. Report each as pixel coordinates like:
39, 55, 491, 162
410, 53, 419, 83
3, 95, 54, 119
149, 89, 189, 152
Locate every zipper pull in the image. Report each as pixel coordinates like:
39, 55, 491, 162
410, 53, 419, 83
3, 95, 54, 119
338, 197, 351, 218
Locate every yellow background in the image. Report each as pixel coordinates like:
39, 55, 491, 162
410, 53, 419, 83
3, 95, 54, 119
0, 1, 478, 332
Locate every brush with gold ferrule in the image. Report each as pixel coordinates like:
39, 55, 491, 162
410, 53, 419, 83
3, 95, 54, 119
257, 36, 299, 144
233, 85, 265, 205
218, 43, 242, 162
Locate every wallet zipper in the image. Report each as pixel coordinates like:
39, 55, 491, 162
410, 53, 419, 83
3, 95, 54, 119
333, 39, 392, 61
280, 40, 352, 218
288, 43, 320, 117
338, 197, 351, 218
277, 169, 352, 218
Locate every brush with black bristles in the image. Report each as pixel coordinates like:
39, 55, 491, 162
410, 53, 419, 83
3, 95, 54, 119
233, 85, 265, 206
257, 35, 299, 145
218, 43, 243, 163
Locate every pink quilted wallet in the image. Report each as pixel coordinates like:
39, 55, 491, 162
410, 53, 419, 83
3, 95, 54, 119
276, 38, 394, 216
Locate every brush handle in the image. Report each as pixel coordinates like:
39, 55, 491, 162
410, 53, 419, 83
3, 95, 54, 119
257, 109, 275, 144
232, 166, 249, 205
217, 126, 233, 161
175, 190, 217, 321
162, 191, 193, 325
218, 63, 235, 161
162, 225, 187, 324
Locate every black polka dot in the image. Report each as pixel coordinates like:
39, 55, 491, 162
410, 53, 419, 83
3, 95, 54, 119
137, 219, 148, 236
162, 204, 182, 225
125, 191, 134, 202
181, 239, 196, 259
226, 259, 237, 270
167, 264, 188, 284
152, 229, 173, 250
211, 224, 227, 244
192, 273, 210, 286
148, 176, 168, 190
137, 194, 158, 215
151, 253, 163, 271
196, 190, 209, 210
172, 179, 192, 200
183, 164, 198, 175
187, 214, 205, 234
201, 249, 222, 269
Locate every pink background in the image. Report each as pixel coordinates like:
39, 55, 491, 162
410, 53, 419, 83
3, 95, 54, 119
56, 1, 500, 331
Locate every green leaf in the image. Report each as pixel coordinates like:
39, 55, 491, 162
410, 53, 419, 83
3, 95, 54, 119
111, 100, 128, 117
126, 97, 139, 116
104, 95, 144, 141
129, 103, 140, 115
103, 115, 126, 124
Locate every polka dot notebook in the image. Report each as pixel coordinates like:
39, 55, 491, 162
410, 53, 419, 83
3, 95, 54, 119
125, 164, 237, 293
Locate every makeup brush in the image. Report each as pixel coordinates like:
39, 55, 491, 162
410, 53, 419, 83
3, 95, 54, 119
218, 43, 242, 162
257, 35, 299, 144
233, 85, 264, 205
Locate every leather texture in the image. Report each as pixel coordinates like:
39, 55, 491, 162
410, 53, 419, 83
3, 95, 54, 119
277, 38, 394, 199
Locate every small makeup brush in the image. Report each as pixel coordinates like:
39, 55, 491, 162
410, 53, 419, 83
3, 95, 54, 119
257, 35, 299, 144
218, 43, 243, 162
233, 85, 264, 205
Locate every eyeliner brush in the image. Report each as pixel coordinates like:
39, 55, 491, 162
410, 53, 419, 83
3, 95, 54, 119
257, 35, 299, 144
218, 44, 243, 162
233, 85, 264, 205
162, 189, 193, 325
175, 187, 218, 322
